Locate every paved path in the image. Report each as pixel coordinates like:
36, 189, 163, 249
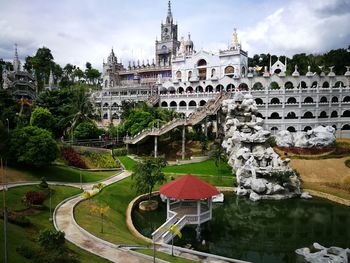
53, 171, 155, 263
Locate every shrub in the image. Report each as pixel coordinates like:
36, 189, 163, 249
73, 120, 100, 140
37, 229, 65, 251
346, 159, 350, 168
112, 147, 127, 157
16, 245, 36, 259
8, 212, 31, 227
267, 136, 277, 147
62, 147, 87, 168
22, 191, 46, 206
83, 151, 117, 168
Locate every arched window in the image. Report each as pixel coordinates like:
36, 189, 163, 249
178, 87, 184, 94
161, 101, 168, 107
238, 83, 249, 91
270, 98, 280, 104
322, 81, 329, 88
255, 98, 263, 105
335, 81, 345, 88
311, 81, 317, 88
224, 66, 235, 77
215, 84, 224, 92
303, 126, 312, 132
205, 85, 213, 92
332, 125, 337, 130
112, 113, 118, 120
256, 113, 264, 118
286, 97, 297, 104
270, 81, 280, 90
304, 97, 314, 103
199, 100, 206, 106
299, 81, 307, 89
197, 59, 207, 80
319, 111, 328, 118
103, 103, 109, 107
168, 87, 176, 94
271, 127, 279, 131
343, 96, 350, 102
332, 96, 338, 103
176, 71, 182, 79
252, 82, 263, 90
170, 101, 177, 107
211, 68, 216, 78
287, 126, 296, 132
302, 111, 314, 119
269, 112, 281, 119
341, 124, 350, 130
241, 66, 246, 76
105, 80, 108, 88
331, 111, 338, 118
189, 100, 196, 107
179, 101, 186, 107
160, 87, 167, 94
103, 113, 108, 119
186, 86, 193, 93
226, 84, 235, 92
286, 112, 297, 119
112, 102, 117, 108
188, 71, 192, 81
342, 110, 350, 117
285, 81, 294, 89
196, 86, 203, 93
319, 96, 328, 103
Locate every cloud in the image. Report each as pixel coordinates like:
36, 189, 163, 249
240, 0, 350, 56
0, 0, 349, 71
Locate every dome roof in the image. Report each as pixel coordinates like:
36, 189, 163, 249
185, 33, 193, 47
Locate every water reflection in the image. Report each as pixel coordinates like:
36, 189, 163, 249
132, 194, 350, 263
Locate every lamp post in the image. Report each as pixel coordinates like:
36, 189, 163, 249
49, 188, 52, 221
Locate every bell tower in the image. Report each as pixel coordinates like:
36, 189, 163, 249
155, 1, 179, 66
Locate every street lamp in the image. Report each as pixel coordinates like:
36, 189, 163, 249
5, 119, 9, 134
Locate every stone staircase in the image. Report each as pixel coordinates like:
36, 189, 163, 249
124, 92, 230, 144
146, 94, 160, 106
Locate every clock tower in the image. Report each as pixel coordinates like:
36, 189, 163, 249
155, 1, 179, 66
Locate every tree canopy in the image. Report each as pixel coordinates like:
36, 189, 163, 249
30, 107, 55, 131
8, 126, 57, 166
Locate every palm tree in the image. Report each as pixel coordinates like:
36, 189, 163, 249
212, 141, 227, 180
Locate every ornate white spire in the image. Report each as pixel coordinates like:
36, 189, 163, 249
13, 43, 21, 72
231, 28, 239, 50
166, 1, 173, 24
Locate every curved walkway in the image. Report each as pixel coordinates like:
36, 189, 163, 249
53, 171, 155, 263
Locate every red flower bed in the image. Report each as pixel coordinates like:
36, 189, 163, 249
62, 147, 87, 168
23, 191, 46, 206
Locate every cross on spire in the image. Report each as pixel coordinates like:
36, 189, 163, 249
166, 1, 173, 24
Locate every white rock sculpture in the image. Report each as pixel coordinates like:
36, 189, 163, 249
296, 243, 350, 263
276, 126, 336, 148
222, 92, 301, 201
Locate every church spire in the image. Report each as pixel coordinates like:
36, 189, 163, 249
166, 1, 173, 24
13, 43, 21, 72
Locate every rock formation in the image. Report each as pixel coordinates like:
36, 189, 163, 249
276, 126, 336, 148
296, 243, 350, 263
222, 93, 301, 201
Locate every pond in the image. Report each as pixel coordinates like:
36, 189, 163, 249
132, 194, 350, 263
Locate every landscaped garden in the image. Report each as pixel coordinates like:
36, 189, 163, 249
0, 184, 110, 263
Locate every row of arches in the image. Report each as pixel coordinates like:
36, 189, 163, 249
255, 96, 350, 105
102, 113, 121, 120
265, 110, 350, 119
252, 81, 346, 90
161, 100, 207, 108
161, 83, 249, 94
271, 124, 350, 132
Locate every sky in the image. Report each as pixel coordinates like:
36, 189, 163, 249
0, 0, 349, 70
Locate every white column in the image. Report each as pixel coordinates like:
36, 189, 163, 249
197, 200, 200, 224
167, 198, 170, 220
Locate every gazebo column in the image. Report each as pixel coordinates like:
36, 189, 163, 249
181, 125, 186, 160
196, 200, 201, 241
166, 198, 170, 219
154, 136, 158, 158
209, 198, 212, 219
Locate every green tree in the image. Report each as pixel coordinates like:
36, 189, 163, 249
132, 157, 167, 200
8, 126, 57, 166
30, 107, 55, 131
73, 67, 85, 82
73, 120, 100, 140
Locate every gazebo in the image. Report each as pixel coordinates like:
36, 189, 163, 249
156, 174, 220, 241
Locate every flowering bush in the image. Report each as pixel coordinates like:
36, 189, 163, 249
22, 191, 46, 206
62, 147, 87, 168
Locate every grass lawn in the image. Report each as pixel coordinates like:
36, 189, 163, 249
165, 173, 234, 187
75, 176, 146, 246
0, 185, 110, 263
117, 156, 137, 171
6, 165, 117, 183
303, 181, 350, 200
163, 159, 233, 177
135, 248, 198, 263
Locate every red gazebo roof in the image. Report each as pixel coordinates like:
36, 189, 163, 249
160, 174, 220, 200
